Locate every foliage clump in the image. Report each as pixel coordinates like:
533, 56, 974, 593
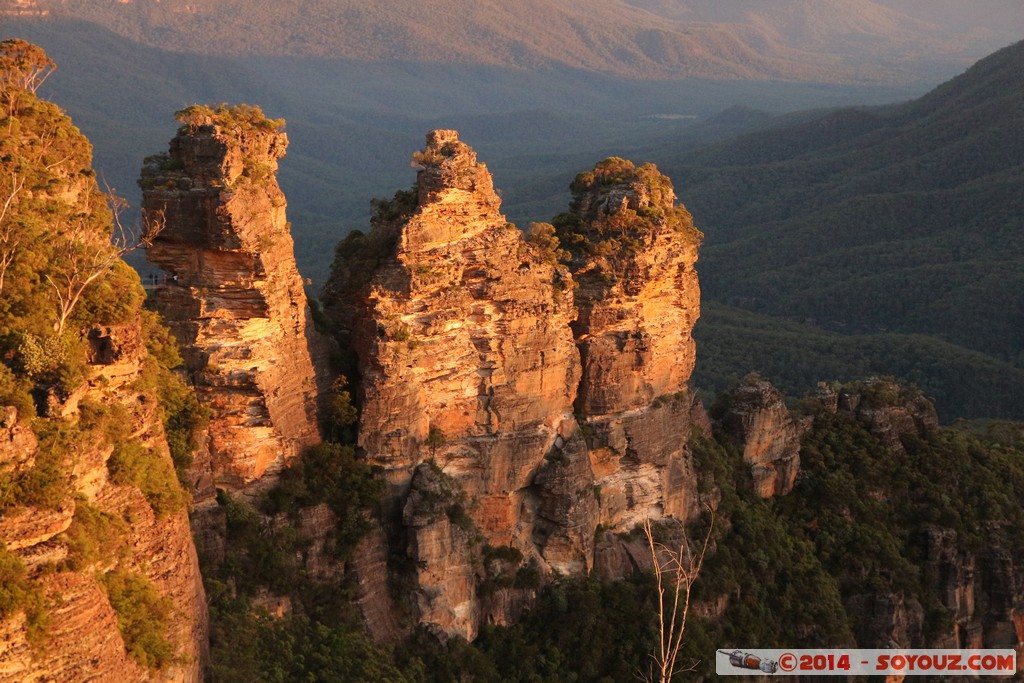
174, 103, 284, 134
107, 441, 188, 517
60, 497, 129, 571
1, 41, 144, 397
262, 442, 384, 556
137, 310, 209, 483
554, 157, 701, 285
100, 569, 177, 670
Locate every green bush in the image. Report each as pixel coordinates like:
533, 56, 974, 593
11, 419, 75, 510
107, 441, 187, 517
261, 443, 383, 557
61, 497, 128, 570
101, 569, 176, 670
175, 103, 284, 134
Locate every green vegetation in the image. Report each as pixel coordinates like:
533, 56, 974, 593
553, 158, 701, 289
694, 303, 1024, 420
380, 389, 1024, 681
524, 222, 569, 266
205, 455, 393, 681
174, 103, 284, 134
663, 40, 1024, 418
207, 584, 407, 683
394, 576, 661, 683
261, 443, 384, 556
0, 46, 199, 662
0, 543, 43, 625
1, 418, 77, 510
137, 310, 209, 482
107, 440, 188, 517
100, 568, 177, 670
0, 40, 142, 398
60, 497, 128, 571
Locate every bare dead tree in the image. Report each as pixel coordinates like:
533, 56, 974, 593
639, 509, 715, 683
0, 170, 24, 295
45, 190, 165, 335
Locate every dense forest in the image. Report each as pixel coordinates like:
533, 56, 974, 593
203, 379, 1024, 681
666, 39, 1024, 419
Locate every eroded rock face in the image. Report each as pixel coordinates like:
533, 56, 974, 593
0, 315, 207, 683
142, 115, 328, 498
324, 130, 591, 636
324, 136, 708, 640
718, 378, 803, 498
555, 157, 703, 528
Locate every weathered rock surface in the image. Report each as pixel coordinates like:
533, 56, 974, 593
402, 463, 481, 641
718, 378, 803, 498
324, 136, 708, 639
142, 111, 329, 499
324, 130, 590, 636
0, 314, 207, 682
556, 157, 703, 528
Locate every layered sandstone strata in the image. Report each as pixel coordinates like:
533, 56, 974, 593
554, 157, 704, 530
0, 318, 206, 683
142, 108, 328, 498
325, 130, 593, 637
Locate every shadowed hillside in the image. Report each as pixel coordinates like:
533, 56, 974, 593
658, 40, 1024, 410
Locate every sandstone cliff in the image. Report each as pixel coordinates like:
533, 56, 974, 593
717, 377, 803, 498
323, 134, 709, 640
324, 130, 593, 638
0, 321, 207, 682
0, 58, 206, 679
142, 105, 329, 501
554, 157, 704, 531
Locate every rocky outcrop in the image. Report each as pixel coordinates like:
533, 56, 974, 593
0, 314, 207, 682
555, 157, 703, 529
718, 378, 803, 498
1, 74, 206, 680
323, 136, 709, 639
827, 379, 939, 452
324, 130, 591, 637
142, 107, 329, 499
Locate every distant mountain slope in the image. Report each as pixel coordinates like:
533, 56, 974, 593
663, 39, 1024, 366
693, 304, 1024, 421
11, 0, 1020, 83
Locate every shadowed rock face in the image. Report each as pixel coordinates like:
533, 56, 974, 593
556, 157, 704, 530
718, 379, 803, 498
142, 116, 329, 500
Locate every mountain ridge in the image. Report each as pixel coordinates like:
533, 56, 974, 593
16, 0, 1023, 83
655, 39, 1024, 409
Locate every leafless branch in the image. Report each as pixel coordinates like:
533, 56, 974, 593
0, 171, 25, 295
640, 506, 715, 683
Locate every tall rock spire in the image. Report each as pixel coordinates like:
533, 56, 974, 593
555, 157, 704, 531
324, 130, 593, 639
141, 105, 329, 500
